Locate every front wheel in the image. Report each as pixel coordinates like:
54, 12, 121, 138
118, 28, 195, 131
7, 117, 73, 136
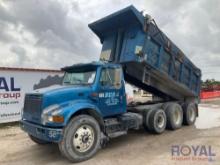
58, 115, 101, 163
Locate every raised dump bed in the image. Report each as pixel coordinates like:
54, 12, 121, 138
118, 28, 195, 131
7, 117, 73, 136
89, 5, 201, 101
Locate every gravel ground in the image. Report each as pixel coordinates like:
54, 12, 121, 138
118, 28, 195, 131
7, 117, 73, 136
0, 102, 220, 165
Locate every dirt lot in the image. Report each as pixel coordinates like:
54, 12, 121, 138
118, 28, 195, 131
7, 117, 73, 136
0, 100, 220, 165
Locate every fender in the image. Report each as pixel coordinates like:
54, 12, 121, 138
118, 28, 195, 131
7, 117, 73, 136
60, 99, 103, 126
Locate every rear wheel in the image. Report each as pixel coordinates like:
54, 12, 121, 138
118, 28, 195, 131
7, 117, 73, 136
164, 103, 183, 130
58, 115, 101, 163
183, 103, 197, 125
29, 134, 49, 145
147, 109, 167, 134
143, 109, 154, 131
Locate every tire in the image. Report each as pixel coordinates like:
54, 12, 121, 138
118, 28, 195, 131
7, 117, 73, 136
29, 134, 49, 145
143, 109, 154, 131
164, 103, 183, 130
148, 109, 167, 134
58, 115, 101, 163
183, 103, 197, 125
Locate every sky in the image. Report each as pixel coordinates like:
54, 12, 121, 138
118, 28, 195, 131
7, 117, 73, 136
0, 0, 220, 81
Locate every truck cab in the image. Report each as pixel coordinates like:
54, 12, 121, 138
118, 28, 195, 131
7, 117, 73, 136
62, 62, 127, 117
21, 62, 126, 137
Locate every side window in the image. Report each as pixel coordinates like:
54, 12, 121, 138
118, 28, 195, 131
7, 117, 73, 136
100, 68, 122, 89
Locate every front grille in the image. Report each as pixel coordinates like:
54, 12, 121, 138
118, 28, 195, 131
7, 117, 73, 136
23, 94, 43, 114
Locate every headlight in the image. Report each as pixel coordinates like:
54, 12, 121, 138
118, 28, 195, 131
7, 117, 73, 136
41, 105, 64, 125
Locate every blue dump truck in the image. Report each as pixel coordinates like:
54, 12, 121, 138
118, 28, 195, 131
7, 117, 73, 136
20, 6, 201, 162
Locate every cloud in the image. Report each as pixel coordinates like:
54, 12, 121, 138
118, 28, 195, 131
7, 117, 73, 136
10, 45, 26, 56
10, 45, 29, 65
0, 0, 219, 80
0, 0, 100, 69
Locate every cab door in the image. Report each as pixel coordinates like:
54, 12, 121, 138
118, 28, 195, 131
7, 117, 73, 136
98, 66, 126, 117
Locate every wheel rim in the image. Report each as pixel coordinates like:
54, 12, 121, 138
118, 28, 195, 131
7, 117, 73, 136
189, 107, 196, 122
174, 109, 181, 124
73, 124, 95, 153
157, 113, 165, 128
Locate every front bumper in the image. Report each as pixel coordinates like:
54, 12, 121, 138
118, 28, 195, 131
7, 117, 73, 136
20, 120, 63, 143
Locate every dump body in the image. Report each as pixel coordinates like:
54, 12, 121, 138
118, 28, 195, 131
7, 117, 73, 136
89, 5, 201, 101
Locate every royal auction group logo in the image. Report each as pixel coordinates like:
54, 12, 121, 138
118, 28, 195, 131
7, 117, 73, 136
171, 145, 216, 162
0, 77, 21, 99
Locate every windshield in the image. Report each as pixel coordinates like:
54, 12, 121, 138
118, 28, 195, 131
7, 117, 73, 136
63, 70, 96, 85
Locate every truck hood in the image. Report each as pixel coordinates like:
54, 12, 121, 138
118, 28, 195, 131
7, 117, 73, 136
32, 85, 93, 108
33, 85, 69, 94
